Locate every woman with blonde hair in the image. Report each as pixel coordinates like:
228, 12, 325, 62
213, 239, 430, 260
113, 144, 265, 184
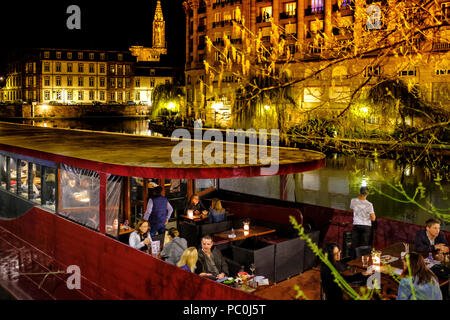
208, 198, 226, 223
177, 247, 198, 272
161, 227, 187, 265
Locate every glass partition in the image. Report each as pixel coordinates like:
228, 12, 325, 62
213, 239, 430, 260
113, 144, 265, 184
41, 166, 56, 211
0, 154, 7, 189
29, 163, 42, 204
106, 175, 123, 238
8, 157, 17, 191
18, 160, 29, 198
196, 179, 216, 193
58, 164, 100, 231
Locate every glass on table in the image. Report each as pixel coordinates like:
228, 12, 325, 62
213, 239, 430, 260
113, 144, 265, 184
249, 263, 256, 276
362, 255, 370, 268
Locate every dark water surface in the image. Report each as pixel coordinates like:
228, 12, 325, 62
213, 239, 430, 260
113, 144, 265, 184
6, 118, 450, 231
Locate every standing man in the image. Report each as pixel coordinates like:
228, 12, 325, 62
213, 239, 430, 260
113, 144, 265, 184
414, 219, 449, 254
350, 186, 376, 254
143, 186, 173, 237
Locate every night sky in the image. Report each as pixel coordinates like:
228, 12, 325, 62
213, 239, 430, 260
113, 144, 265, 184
0, 0, 186, 67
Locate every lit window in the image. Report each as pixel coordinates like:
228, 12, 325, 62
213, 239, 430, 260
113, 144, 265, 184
261, 7, 272, 22
311, 0, 324, 12
44, 51, 50, 59
285, 2, 296, 16
89, 64, 95, 73
78, 52, 83, 59
100, 91, 105, 100
56, 62, 61, 72
135, 79, 140, 87
89, 91, 95, 100
150, 79, 155, 87
44, 90, 50, 100
67, 76, 73, 87
100, 64, 106, 73
118, 54, 123, 61
56, 52, 62, 59
78, 90, 84, 100
67, 52, 73, 59
89, 77, 95, 87
56, 77, 61, 86
44, 62, 50, 72
67, 63, 73, 73
89, 53, 94, 60
44, 76, 50, 86
100, 53, 105, 60
78, 63, 84, 73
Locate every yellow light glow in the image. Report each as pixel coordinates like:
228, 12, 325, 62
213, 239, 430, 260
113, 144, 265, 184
360, 107, 368, 114
264, 105, 270, 111
42, 104, 49, 110
167, 102, 176, 110
211, 102, 224, 111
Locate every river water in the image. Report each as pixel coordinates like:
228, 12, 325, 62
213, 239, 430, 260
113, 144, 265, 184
7, 118, 450, 231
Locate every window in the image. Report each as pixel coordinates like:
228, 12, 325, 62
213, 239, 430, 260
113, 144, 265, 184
311, 0, 324, 12
56, 52, 62, 59
135, 92, 140, 100
89, 77, 95, 87
117, 65, 123, 75
111, 92, 116, 100
365, 66, 381, 77
285, 2, 296, 16
78, 77, 84, 87
187, 75, 191, 85
100, 91, 105, 100
100, 53, 105, 60
261, 7, 272, 22
118, 54, 123, 61
78, 52, 83, 59
125, 65, 131, 74
165, 80, 170, 85
56, 90, 61, 100
150, 79, 155, 87
89, 64, 95, 73
67, 52, 73, 59
441, 2, 450, 20
56, 62, 61, 72
100, 64, 106, 73
44, 90, 50, 100
67, 91, 73, 100
100, 77, 105, 87
89, 53, 94, 60
150, 69, 156, 75
44, 51, 50, 59
399, 69, 416, 77
285, 23, 297, 34
118, 79, 123, 88
28, 77, 33, 87
56, 77, 61, 86
67, 76, 73, 86
78, 90, 84, 100
125, 78, 130, 88
44, 76, 50, 86
435, 69, 449, 75
44, 62, 50, 72
67, 63, 73, 73
78, 63, 84, 73
110, 78, 116, 87
110, 65, 116, 73
215, 12, 221, 23
135, 79, 140, 87
89, 91, 95, 100
118, 92, 123, 101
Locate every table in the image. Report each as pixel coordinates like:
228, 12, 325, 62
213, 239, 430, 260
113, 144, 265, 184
213, 225, 276, 242
180, 212, 234, 223
346, 242, 449, 299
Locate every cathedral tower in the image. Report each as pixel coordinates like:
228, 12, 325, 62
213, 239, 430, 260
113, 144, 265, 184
152, 0, 166, 49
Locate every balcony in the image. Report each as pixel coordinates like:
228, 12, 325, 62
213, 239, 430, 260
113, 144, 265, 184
230, 38, 242, 44
256, 15, 272, 23
213, 39, 225, 46
305, 6, 324, 16
432, 42, 450, 51
280, 11, 296, 20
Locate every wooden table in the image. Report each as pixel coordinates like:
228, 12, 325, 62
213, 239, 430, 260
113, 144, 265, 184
213, 225, 276, 242
346, 242, 449, 299
180, 212, 234, 223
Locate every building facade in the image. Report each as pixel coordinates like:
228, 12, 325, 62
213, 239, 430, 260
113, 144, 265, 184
182, 0, 450, 128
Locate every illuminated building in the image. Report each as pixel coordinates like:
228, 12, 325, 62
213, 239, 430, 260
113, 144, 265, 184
182, 0, 450, 128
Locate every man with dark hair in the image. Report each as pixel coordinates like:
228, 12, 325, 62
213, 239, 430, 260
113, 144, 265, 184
415, 219, 449, 254
350, 186, 376, 254
196, 235, 229, 280
143, 185, 173, 237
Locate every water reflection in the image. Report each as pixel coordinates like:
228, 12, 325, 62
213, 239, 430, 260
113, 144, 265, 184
8, 119, 449, 231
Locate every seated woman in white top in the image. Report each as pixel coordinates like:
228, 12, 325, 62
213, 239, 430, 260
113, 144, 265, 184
129, 220, 152, 252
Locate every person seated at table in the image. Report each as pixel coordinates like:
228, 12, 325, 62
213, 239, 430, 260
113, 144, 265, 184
177, 247, 198, 272
186, 194, 208, 216
129, 220, 152, 252
414, 219, 449, 254
196, 235, 229, 280
320, 242, 374, 300
396, 252, 442, 300
208, 198, 226, 223
161, 227, 188, 265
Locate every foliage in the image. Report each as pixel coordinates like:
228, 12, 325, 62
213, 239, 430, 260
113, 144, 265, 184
151, 83, 184, 118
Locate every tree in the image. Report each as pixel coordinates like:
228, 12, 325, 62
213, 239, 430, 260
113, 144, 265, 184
151, 83, 185, 118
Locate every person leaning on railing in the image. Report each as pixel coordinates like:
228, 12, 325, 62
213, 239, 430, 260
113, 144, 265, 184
396, 252, 442, 300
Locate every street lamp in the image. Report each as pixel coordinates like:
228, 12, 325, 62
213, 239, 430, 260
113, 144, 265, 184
211, 102, 223, 128
264, 105, 270, 128
360, 106, 368, 131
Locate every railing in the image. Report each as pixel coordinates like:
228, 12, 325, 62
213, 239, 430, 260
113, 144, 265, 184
305, 6, 324, 16
432, 42, 450, 51
280, 11, 296, 19
212, 0, 242, 9
230, 38, 242, 44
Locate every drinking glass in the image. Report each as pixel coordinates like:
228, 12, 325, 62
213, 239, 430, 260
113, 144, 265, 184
249, 263, 256, 276
362, 255, 369, 268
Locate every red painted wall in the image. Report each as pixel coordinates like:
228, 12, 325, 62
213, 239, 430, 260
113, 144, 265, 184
0, 207, 260, 300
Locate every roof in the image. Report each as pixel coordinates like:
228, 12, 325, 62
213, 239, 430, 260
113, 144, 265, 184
0, 122, 325, 179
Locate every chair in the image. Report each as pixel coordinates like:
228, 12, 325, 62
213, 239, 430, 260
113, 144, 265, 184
355, 245, 372, 258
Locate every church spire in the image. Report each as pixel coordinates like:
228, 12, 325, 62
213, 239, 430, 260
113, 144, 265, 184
153, 1, 166, 49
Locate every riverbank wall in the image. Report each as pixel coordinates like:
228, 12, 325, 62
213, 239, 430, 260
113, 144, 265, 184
0, 104, 150, 118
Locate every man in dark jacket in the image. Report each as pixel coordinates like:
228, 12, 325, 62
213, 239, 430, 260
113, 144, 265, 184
196, 235, 229, 280
414, 219, 449, 254
143, 186, 173, 237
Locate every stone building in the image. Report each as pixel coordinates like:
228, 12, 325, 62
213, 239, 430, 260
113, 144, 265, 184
182, 0, 450, 129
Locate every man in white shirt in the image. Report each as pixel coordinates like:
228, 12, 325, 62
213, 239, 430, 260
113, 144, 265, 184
350, 187, 376, 256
